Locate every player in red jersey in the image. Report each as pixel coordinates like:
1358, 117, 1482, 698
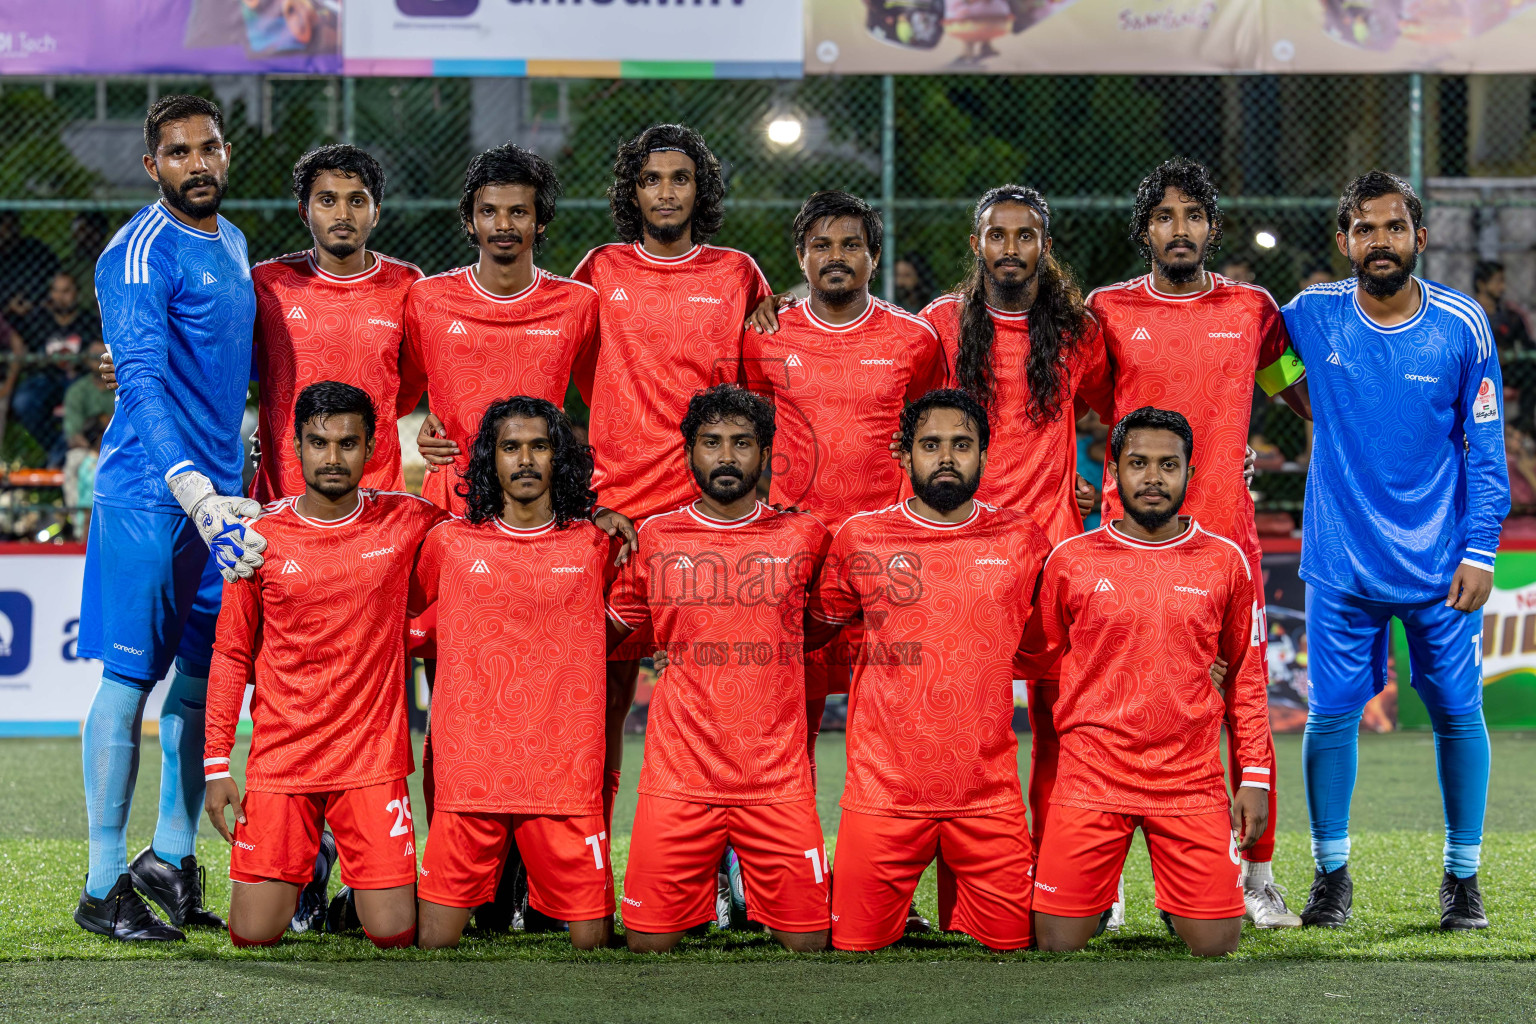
572, 124, 773, 834
410, 395, 627, 951
607, 385, 832, 953
811, 389, 1050, 953
404, 144, 600, 517
1085, 159, 1308, 929
203, 383, 447, 949
1027, 407, 1273, 957
741, 190, 946, 778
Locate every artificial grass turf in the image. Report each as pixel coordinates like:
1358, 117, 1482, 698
2, 733, 1534, 1021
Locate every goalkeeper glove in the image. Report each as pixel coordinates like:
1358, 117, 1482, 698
166, 466, 267, 581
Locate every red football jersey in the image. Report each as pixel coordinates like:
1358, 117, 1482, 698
1025, 519, 1274, 817
204, 491, 448, 793
742, 296, 946, 522
922, 294, 1114, 546
1087, 273, 1290, 568
250, 251, 422, 503
571, 243, 772, 520
605, 501, 829, 805
400, 266, 599, 515
408, 516, 619, 815
810, 500, 1051, 817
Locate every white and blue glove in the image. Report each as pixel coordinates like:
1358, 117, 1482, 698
166, 465, 267, 581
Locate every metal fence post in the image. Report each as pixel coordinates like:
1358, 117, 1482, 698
881, 74, 895, 303
1408, 73, 1424, 195
343, 76, 356, 146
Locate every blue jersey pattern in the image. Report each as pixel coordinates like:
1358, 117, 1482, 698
1282, 277, 1509, 603
94, 202, 256, 513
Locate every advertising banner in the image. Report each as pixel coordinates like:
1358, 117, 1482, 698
0, 1, 342, 76
808, 1, 1536, 75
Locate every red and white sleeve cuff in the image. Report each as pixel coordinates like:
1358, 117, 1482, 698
1239, 766, 1271, 791
204, 756, 231, 781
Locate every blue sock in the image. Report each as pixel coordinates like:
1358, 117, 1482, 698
1303, 707, 1364, 874
152, 659, 208, 866
1428, 706, 1490, 879
83, 671, 154, 898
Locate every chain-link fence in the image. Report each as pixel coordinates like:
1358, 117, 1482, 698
3, 73, 1536, 541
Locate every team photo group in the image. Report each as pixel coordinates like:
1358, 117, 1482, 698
71, 90, 1507, 958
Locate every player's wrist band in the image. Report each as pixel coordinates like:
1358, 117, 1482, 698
204, 756, 231, 781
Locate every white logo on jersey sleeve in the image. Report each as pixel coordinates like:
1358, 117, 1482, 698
1474, 377, 1499, 424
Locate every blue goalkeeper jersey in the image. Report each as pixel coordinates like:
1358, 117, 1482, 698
1281, 277, 1510, 603
94, 202, 256, 513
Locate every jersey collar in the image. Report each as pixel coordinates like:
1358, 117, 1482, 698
290, 491, 369, 529
801, 297, 877, 333
493, 516, 555, 539
899, 498, 981, 531
985, 303, 1031, 323
1351, 276, 1428, 334
632, 242, 703, 266
306, 250, 382, 284
1105, 516, 1198, 549
462, 265, 542, 304
685, 500, 765, 529
1142, 273, 1217, 303
154, 201, 220, 240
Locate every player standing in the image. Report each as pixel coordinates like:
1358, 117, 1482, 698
607, 385, 832, 953
1086, 158, 1307, 929
741, 190, 945, 773
74, 96, 264, 941
572, 124, 773, 831
812, 389, 1049, 952
1028, 407, 1273, 957
411, 396, 624, 950
1281, 172, 1507, 931
203, 383, 444, 948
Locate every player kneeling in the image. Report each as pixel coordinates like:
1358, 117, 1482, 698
1027, 407, 1273, 957
410, 396, 633, 951
204, 383, 448, 948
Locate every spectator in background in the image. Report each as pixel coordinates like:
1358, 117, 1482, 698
1219, 254, 1256, 283
11, 272, 99, 467
1298, 263, 1334, 293
894, 251, 936, 313
1075, 407, 1107, 530
63, 339, 114, 513
1474, 260, 1533, 356
72, 419, 105, 538
62, 212, 111, 315
0, 210, 61, 322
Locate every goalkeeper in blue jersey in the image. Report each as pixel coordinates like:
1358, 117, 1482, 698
73, 96, 264, 942
1281, 171, 1509, 932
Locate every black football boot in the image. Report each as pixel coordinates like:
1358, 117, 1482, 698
130, 846, 224, 929
75, 873, 185, 942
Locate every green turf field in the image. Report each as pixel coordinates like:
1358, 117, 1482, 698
2, 732, 1534, 1022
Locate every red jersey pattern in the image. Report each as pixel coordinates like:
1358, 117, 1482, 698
572, 243, 771, 520
1087, 274, 1290, 569
250, 251, 422, 503
605, 502, 829, 805
408, 517, 618, 816
922, 294, 1114, 546
1026, 519, 1274, 817
742, 297, 946, 522
205, 491, 448, 793
400, 266, 598, 515
811, 501, 1051, 817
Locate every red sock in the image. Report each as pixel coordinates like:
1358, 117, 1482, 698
228, 926, 282, 948
603, 769, 622, 832
364, 924, 417, 949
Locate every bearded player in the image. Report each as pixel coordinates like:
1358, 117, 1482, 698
204, 382, 446, 949
607, 385, 832, 953
572, 124, 773, 835
411, 396, 627, 951
1282, 172, 1506, 931
1028, 407, 1273, 957
811, 389, 1050, 952
1086, 158, 1308, 929
75, 95, 263, 942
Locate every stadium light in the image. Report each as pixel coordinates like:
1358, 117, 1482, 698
767, 115, 804, 148
1254, 230, 1278, 249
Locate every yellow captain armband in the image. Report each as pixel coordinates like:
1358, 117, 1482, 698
1256, 345, 1306, 398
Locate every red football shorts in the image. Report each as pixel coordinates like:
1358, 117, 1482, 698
417, 810, 615, 920
831, 803, 1034, 952
621, 793, 829, 934
230, 778, 417, 890
1033, 806, 1243, 920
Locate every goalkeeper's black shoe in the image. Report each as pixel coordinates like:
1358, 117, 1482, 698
472, 851, 522, 934
130, 847, 224, 929
325, 886, 362, 934
75, 873, 185, 942
291, 831, 337, 934
1300, 865, 1352, 928
905, 900, 932, 934
1439, 871, 1489, 931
